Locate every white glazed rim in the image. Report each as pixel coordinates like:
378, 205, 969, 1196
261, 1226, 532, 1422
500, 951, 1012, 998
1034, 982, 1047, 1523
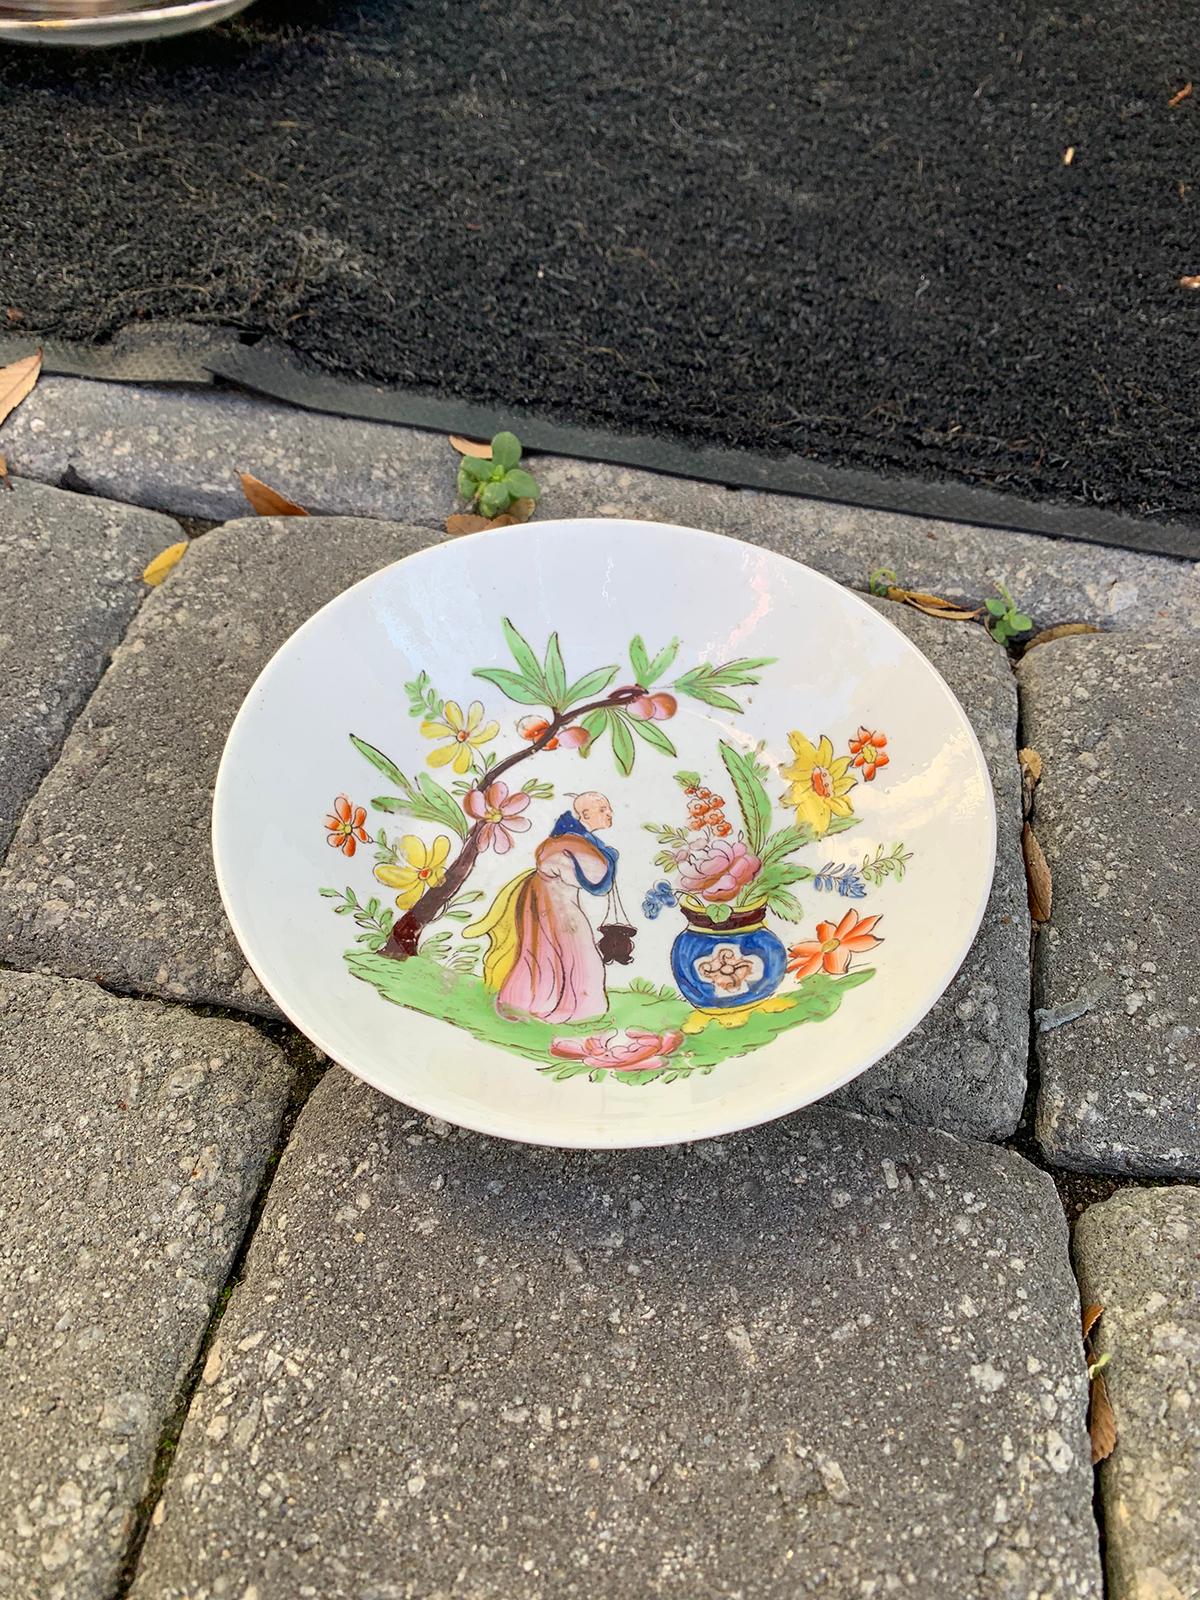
0, 0, 251, 42
212, 519, 998, 1149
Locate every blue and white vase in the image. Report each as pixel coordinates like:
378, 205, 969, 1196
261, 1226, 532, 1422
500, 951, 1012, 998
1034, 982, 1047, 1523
669, 906, 788, 1010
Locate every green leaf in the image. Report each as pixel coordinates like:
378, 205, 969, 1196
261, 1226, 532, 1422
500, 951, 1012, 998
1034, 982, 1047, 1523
416, 773, 470, 838
490, 431, 521, 470
823, 813, 861, 837
350, 734, 407, 788
473, 667, 548, 706
674, 678, 743, 713
645, 637, 681, 682
674, 769, 702, 791
503, 467, 540, 501
629, 635, 651, 682
718, 739, 773, 854
563, 664, 619, 705
542, 632, 567, 707
758, 824, 816, 866
708, 902, 732, 923
765, 886, 805, 921
627, 717, 677, 757
609, 712, 636, 776
1012, 612, 1033, 631
319, 886, 340, 898
479, 479, 510, 518
985, 597, 1008, 617
578, 708, 610, 753
500, 617, 544, 683
459, 454, 492, 482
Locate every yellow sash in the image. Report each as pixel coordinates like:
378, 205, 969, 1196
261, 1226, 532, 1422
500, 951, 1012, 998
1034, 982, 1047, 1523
463, 871, 532, 990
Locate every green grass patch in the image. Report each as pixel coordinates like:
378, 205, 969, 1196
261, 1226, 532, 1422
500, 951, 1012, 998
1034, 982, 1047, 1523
344, 950, 874, 1084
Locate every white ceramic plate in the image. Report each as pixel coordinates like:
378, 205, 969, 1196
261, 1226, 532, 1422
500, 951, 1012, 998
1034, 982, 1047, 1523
213, 519, 995, 1148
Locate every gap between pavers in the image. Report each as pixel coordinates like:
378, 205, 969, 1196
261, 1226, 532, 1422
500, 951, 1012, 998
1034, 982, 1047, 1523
0, 478, 179, 861
130, 1071, 1103, 1600
0, 969, 293, 1600
2, 377, 1198, 635
0, 515, 1027, 1144
1020, 635, 1199, 1177
1073, 1186, 1200, 1600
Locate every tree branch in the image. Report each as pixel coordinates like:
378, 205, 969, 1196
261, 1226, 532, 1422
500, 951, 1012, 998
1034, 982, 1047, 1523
380, 683, 644, 958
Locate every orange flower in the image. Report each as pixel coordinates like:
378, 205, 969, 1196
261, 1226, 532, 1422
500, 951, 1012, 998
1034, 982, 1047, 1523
849, 726, 889, 781
787, 908, 883, 979
325, 795, 369, 857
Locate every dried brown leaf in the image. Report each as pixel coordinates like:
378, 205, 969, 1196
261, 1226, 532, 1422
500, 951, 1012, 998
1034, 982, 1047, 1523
1023, 824, 1053, 922
142, 540, 188, 586
239, 473, 308, 517
905, 598, 983, 622
1180, 275, 1200, 290
1081, 1302, 1104, 1340
444, 512, 519, 537
507, 496, 536, 523
0, 350, 42, 429
1019, 747, 1043, 818
1089, 1371, 1117, 1464
448, 434, 492, 459
1168, 81, 1193, 108
1023, 621, 1100, 652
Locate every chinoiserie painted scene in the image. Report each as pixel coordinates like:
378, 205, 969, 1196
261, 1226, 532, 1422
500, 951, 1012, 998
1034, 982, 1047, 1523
319, 618, 911, 1085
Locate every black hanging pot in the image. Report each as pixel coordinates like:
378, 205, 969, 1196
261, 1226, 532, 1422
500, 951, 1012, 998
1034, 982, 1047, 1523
598, 922, 637, 966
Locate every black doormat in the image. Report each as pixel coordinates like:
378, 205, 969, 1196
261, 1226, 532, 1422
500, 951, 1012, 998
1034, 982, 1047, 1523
2, 0, 1197, 552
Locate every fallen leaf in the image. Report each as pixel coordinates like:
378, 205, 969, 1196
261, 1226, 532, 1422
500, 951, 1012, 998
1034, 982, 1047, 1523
1081, 1302, 1104, 1340
507, 496, 537, 523
0, 454, 7, 487
1023, 621, 1100, 652
1168, 82, 1193, 108
1023, 824, 1053, 922
1019, 747, 1043, 817
1063, 146, 1076, 166
1180, 275, 1200, 290
448, 434, 492, 459
444, 512, 519, 537
0, 350, 42, 429
142, 541, 188, 586
904, 598, 983, 621
239, 473, 308, 517
1089, 1371, 1117, 1463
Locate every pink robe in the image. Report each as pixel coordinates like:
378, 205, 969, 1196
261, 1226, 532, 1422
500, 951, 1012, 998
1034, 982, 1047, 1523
498, 834, 611, 1023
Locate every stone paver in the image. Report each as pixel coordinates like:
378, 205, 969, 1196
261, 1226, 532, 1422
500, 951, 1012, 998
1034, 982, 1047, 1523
0, 478, 176, 859
0, 970, 291, 1600
132, 1072, 1101, 1600
0, 517, 435, 1016
4, 379, 1197, 636
1074, 1187, 1200, 1600
833, 600, 1028, 1141
0, 377, 456, 525
1, 516, 1024, 1140
538, 459, 1200, 637
1020, 636, 1199, 1175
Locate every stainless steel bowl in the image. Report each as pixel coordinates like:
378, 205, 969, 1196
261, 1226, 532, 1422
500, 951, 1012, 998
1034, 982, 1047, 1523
0, 0, 254, 46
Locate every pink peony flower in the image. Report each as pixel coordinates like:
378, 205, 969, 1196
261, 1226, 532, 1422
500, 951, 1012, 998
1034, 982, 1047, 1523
463, 780, 532, 854
674, 835, 761, 902
549, 1028, 685, 1072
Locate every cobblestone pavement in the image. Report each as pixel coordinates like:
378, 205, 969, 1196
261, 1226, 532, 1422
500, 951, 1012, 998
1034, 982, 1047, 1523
0, 383, 1196, 1599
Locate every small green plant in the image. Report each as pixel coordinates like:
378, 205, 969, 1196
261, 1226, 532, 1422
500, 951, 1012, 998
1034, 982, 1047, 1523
458, 432, 541, 519
985, 584, 1033, 645
868, 566, 897, 596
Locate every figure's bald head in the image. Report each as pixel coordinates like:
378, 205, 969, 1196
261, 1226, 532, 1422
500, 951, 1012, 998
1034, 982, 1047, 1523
573, 791, 613, 832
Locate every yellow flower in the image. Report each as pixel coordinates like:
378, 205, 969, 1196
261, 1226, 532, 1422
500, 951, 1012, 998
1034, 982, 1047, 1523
780, 732, 856, 837
374, 834, 452, 909
420, 699, 500, 774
